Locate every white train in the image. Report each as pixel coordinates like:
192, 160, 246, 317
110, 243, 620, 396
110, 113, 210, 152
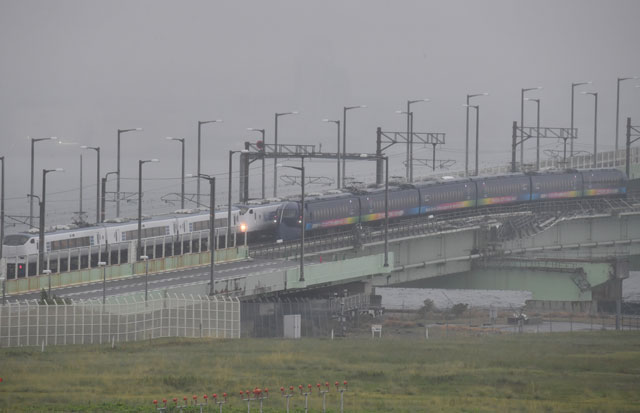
1, 201, 281, 278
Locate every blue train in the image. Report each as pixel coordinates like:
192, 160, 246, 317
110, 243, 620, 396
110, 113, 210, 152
276, 168, 627, 240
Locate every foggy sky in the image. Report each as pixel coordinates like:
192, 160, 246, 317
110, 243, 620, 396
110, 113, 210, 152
1, 0, 639, 226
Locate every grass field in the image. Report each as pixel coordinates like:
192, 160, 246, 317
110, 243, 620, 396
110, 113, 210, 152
1, 330, 639, 412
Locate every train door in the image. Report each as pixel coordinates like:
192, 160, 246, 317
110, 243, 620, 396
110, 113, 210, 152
348, 198, 359, 223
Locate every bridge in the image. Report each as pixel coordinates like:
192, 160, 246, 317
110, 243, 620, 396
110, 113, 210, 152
2, 148, 640, 312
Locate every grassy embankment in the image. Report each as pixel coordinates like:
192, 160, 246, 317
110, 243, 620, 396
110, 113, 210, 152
1, 331, 639, 412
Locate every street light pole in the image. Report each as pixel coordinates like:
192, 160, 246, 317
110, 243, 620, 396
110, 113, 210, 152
322, 119, 341, 189
342, 105, 366, 188
615, 77, 638, 156
226, 150, 248, 248
140, 255, 149, 302
200, 175, 216, 295
1, 156, 4, 297
137, 159, 159, 261
166, 137, 186, 209
0, 156, 4, 264
464, 105, 480, 176
98, 261, 106, 304
358, 153, 389, 266
570, 82, 591, 161
197, 120, 222, 207
582, 92, 599, 168
525, 98, 541, 170
39, 168, 64, 274
116, 128, 142, 217
29, 137, 57, 228
521, 87, 542, 170
81, 146, 101, 223
383, 156, 389, 267
273, 112, 298, 197
407, 99, 429, 182
465, 94, 488, 176
101, 171, 118, 223
247, 128, 266, 199
475, 105, 480, 176
280, 159, 306, 282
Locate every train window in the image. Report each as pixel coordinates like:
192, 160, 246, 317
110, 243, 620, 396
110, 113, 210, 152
3, 234, 30, 245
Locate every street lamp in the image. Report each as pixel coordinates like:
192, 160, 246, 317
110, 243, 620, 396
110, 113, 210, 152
582, 92, 599, 168
570, 82, 591, 160
189, 173, 216, 295
279, 158, 306, 282
465, 93, 488, 176
524, 98, 541, 170
80, 145, 101, 223
247, 128, 266, 199
29, 136, 58, 228
342, 105, 367, 187
197, 120, 222, 206
137, 159, 159, 261
520, 87, 542, 170
273, 111, 299, 197
407, 99, 429, 182
39, 168, 64, 274
322, 119, 341, 188
227, 150, 249, 248
98, 261, 106, 304
165, 137, 186, 209
615, 77, 639, 155
140, 255, 149, 302
116, 128, 142, 217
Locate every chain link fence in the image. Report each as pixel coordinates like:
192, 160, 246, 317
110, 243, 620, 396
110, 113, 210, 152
241, 298, 333, 338
0, 293, 240, 347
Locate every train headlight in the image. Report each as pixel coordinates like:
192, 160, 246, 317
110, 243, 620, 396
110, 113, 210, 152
240, 223, 247, 233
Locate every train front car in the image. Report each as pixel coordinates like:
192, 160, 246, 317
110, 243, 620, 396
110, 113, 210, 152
530, 170, 581, 200
581, 168, 627, 198
474, 174, 531, 207
2, 233, 37, 278
414, 178, 476, 214
237, 201, 282, 241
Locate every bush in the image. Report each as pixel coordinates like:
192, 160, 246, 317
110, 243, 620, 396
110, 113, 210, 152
450, 303, 469, 317
419, 299, 436, 317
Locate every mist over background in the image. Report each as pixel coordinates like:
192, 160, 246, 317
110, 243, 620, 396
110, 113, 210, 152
1, 0, 639, 231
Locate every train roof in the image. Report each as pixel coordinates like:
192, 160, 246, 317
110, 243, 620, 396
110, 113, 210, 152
411, 176, 473, 188
470, 172, 528, 182
348, 184, 415, 196
12, 208, 241, 238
